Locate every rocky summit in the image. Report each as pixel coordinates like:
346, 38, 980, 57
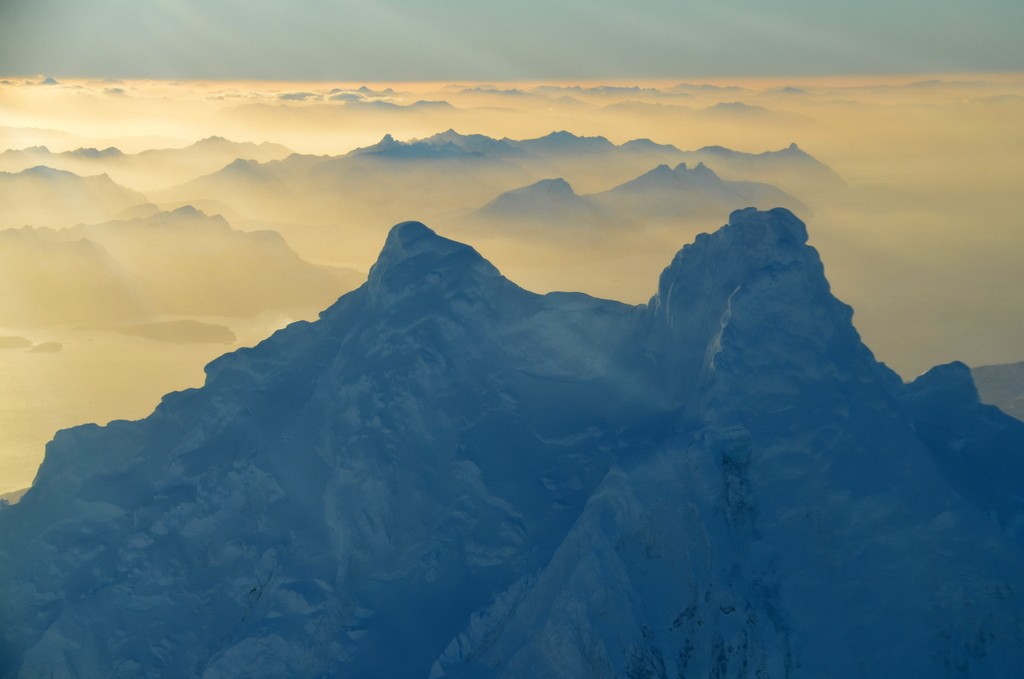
1, 208, 1022, 678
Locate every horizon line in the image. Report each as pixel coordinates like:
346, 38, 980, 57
6, 70, 1024, 90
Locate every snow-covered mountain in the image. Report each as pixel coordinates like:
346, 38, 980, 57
348, 133, 489, 160
411, 130, 696, 193
972, 360, 1024, 421
1, 209, 1021, 678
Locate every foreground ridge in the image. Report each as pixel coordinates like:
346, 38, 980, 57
1, 209, 1022, 678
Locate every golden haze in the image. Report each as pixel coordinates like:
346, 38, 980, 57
1, 74, 1021, 493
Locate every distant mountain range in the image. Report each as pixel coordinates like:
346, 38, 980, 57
0, 165, 147, 229
153, 131, 834, 251
0, 131, 841, 207
674, 143, 846, 195
0, 137, 294, 192
0, 225, 147, 324
474, 162, 805, 231
0, 206, 363, 325
1, 131, 843, 262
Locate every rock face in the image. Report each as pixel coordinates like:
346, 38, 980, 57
972, 360, 1024, 422
1, 209, 1022, 678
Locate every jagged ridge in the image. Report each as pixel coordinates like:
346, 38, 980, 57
0, 209, 1021, 678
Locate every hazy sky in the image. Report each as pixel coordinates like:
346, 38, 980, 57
2, 0, 1022, 80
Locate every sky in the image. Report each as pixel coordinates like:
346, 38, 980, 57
1, 0, 1023, 81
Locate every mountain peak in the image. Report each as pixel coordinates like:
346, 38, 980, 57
425, 128, 464, 143
218, 158, 277, 181
651, 207, 813, 335
224, 158, 259, 170
367, 222, 503, 307
347, 134, 400, 155
524, 177, 575, 195
20, 165, 75, 179
526, 130, 614, 150
381, 220, 439, 250
724, 206, 808, 246
776, 142, 811, 158
418, 130, 519, 158
543, 130, 581, 141
647, 163, 675, 177
167, 204, 208, 219
477, 178, 595, 222
695, 144, 733, 155
687, 161, 717, 178
622, 137, 680, 153
622, 161, 722, 190
70, 146, 123, 158
905, 360, 979, 405
648, 207, 884, 436
654, 207, 810, 300
196, 135, 230, 145
3, 209, 1024, 678
350, 133, 478, 159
